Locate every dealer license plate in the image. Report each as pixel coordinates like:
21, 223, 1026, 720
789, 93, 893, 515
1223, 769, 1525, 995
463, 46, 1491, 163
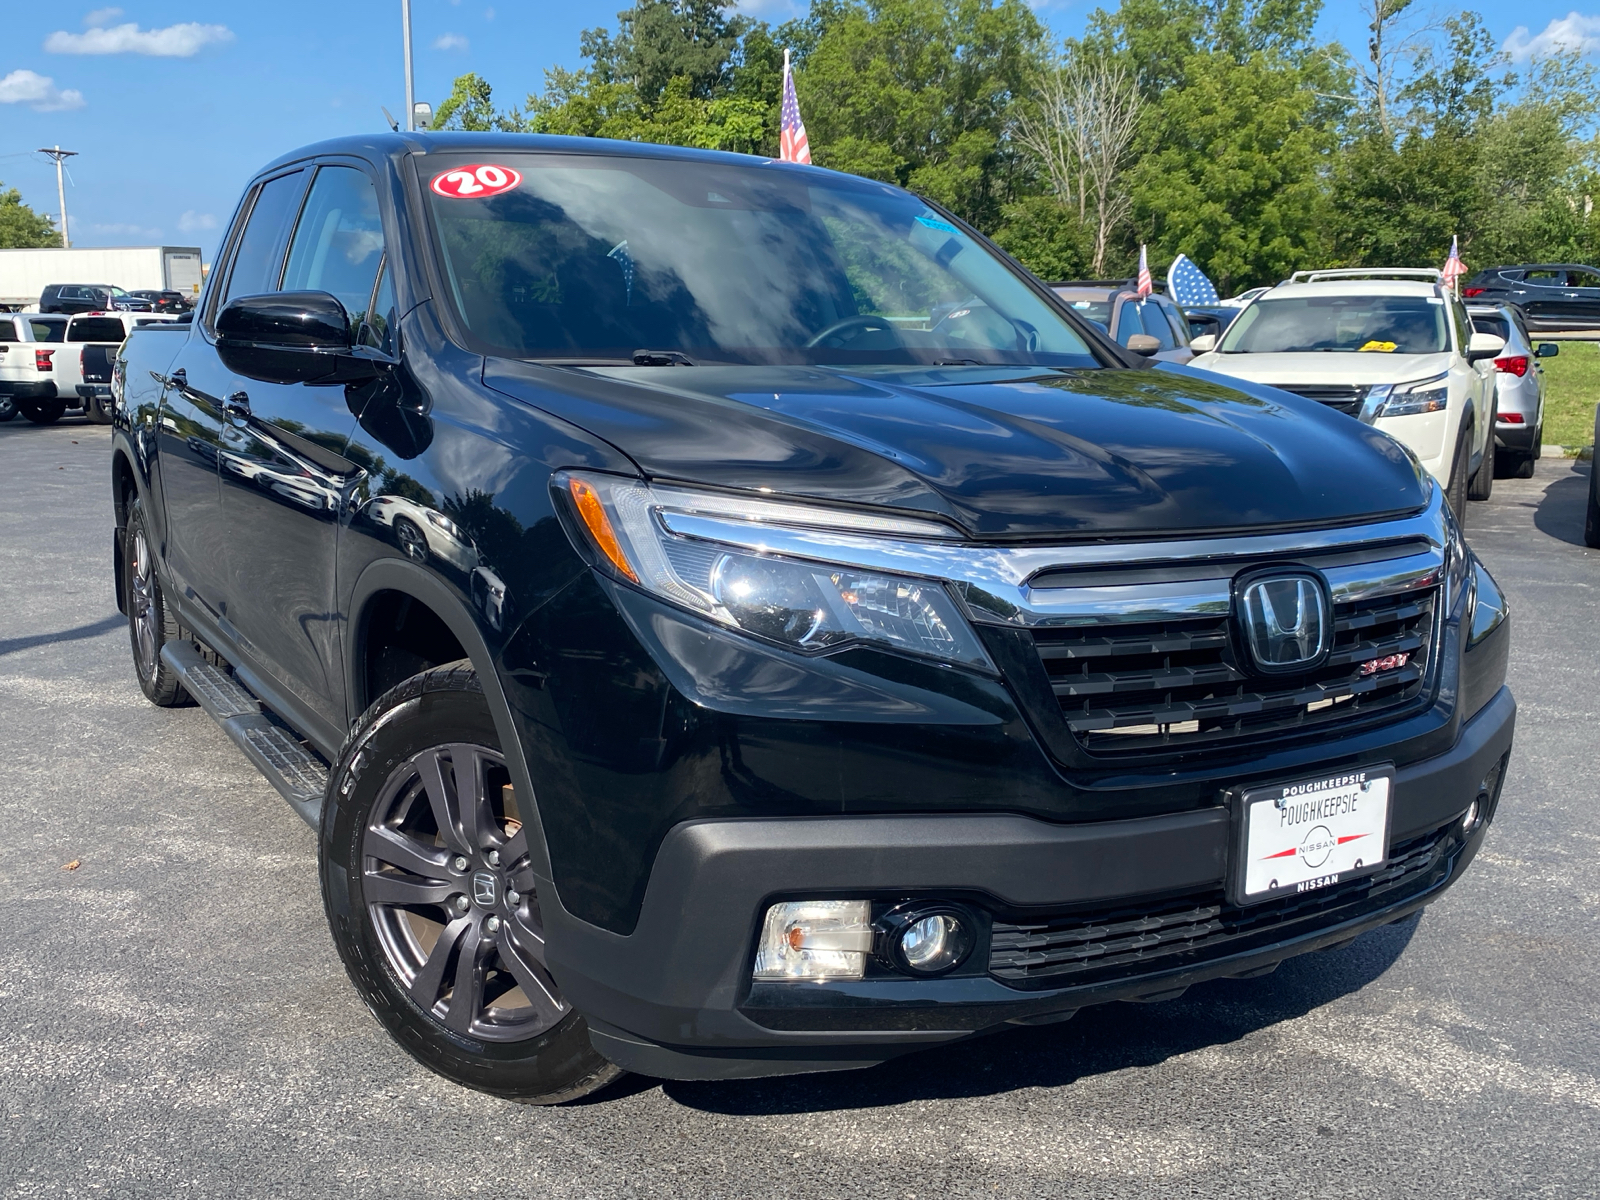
1233, 767, 1392, 905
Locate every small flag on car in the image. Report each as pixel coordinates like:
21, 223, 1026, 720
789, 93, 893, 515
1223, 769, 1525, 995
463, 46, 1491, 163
780, 49, 811, 165
1137, 244, 1152, 299
1167, 253, 1219, 305
1443, 235, 1467, 292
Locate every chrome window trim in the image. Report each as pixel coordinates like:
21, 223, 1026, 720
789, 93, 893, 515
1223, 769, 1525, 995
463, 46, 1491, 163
654, 488, 1448, 628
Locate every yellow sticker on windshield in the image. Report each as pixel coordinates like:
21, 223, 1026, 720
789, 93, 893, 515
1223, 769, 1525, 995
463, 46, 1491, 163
1359, 340, 1397, 352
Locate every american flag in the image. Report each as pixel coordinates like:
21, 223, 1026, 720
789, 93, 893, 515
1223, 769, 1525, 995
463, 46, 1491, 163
780, 49, 810, 165
1136, 244, 1152, 298
1167, 253, 1219, 305
1442, 235, 1467, 291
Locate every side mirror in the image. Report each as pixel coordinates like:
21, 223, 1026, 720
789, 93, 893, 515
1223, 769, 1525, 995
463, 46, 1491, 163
216, 291, 378, 384
1466, 331, 1506, 364
1535, 342, 1559, 358
1126, 333, 1161, 357
1188, 333, 1216, 353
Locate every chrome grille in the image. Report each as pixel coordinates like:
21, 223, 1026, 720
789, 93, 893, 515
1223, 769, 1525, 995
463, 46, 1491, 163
1278, 384, 1369, 416
1037, 589, 1435, 753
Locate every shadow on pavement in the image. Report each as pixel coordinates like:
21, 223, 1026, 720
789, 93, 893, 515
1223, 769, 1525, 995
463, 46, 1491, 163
0, 613, 124, 657
655, 914, 1419, 1115
1533, 461, 1592, 548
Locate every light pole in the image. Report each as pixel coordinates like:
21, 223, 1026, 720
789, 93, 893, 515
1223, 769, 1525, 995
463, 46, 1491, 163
37, 146, 77, 249
402, 0, 415, 132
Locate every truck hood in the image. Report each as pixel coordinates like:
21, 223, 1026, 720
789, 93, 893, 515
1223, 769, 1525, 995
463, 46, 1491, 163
483, 360, 1428, 539
1189, 351, 1457, 389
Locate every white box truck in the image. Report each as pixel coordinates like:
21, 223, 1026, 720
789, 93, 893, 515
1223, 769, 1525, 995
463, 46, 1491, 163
0, 246, 204, 311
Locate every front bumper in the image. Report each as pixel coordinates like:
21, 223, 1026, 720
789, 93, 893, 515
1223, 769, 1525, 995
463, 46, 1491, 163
546, 686, 1515, 1081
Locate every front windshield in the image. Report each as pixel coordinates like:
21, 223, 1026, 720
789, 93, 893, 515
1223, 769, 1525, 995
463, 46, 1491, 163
108, 286, 130, 297
1219, 294, 1450, 354
423, 153, 1096, 367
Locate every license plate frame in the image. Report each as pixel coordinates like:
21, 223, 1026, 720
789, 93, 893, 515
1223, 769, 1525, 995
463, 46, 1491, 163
1227, 765, 1394, 907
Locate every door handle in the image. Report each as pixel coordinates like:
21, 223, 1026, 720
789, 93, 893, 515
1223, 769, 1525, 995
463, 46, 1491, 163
152, 367, 186, 390
224, 391, 251, 420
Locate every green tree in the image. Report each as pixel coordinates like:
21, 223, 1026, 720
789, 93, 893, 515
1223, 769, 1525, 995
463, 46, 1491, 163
1131, 50, 1335, 292
796, 0, 1048, 229
0, 183, 58, 249
434, 72, 524, 131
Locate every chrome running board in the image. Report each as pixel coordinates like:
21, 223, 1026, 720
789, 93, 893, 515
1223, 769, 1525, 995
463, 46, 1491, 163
160, 640, 326, 828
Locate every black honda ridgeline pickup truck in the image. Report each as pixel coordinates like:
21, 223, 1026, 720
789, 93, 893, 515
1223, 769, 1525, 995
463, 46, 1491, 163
110, 134, 1515, 1102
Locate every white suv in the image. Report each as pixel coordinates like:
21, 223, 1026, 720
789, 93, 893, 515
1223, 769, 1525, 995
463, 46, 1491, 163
1189, 269, 1504, 523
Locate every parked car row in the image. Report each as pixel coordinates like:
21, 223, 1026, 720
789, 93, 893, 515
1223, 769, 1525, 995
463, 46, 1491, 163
0, 309, 181, 424
38, 282, 195, 316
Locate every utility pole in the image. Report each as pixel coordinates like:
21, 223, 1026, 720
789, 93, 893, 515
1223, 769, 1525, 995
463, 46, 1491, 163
37, 146, 78, 248
401, 0, 416, 132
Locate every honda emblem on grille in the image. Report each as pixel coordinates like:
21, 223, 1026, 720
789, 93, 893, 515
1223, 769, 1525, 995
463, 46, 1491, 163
1236, 572, 1330, 674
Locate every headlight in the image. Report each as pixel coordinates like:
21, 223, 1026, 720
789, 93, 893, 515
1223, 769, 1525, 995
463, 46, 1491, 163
556, 471, 995, 671
1360, 374, 1450, 422
1468, 559, 1508, 645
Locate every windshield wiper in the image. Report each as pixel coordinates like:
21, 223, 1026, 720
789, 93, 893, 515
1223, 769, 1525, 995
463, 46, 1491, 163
632, 349, 695, 366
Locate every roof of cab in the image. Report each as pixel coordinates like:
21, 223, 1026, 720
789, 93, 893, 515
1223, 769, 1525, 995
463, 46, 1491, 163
252, 131, 833, 183
1267, 279, 1445, 299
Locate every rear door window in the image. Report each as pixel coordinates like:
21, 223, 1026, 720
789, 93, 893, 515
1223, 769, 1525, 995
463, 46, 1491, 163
1523, 269, 1564, 285
68, 318, 127, 342
218, 170, 307, 311
29, 320, 66, 342
0, 321, 16, 343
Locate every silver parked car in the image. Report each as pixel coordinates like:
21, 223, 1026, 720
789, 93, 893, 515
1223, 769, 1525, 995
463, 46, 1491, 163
1468, 303, 1558, 478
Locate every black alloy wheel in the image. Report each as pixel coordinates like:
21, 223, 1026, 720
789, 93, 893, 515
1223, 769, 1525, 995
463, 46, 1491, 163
0, 396, 16, 422
392, 516, 429, 562
1445, 427, 1471, 530
321, 661, 623, 1103
20, 400, 65, 425
123, 498, 189, 706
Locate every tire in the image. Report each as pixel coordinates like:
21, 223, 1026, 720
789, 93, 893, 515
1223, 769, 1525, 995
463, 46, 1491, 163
1587, 460, 1600, 549
1468, 402, 1495, 501
122, 497, 190, 707
20, 400, 66, 425
320, 661, 624, 1104
1445, 427, 1471, 530
1512, 454, 1535, 479
0, 396, 15, 422
84, 395, 113, 425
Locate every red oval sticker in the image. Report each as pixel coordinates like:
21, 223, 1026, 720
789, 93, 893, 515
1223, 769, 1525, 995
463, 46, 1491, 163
430, 164, 523, 199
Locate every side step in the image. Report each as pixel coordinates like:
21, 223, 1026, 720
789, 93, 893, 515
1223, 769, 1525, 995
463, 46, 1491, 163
160, 641, 327, 829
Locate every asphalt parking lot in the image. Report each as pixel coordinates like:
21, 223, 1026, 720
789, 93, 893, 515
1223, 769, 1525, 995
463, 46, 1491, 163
2, 416, 1597, 1199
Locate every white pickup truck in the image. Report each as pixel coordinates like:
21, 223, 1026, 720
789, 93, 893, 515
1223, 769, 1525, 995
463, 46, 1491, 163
6, 311, 179, 424
0, 313, 69, 422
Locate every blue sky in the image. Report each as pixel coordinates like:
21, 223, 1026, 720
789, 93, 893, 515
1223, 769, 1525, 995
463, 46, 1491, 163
2, 2, 1594, 263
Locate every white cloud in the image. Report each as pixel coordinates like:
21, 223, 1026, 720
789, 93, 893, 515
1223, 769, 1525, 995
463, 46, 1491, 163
484, 7, 496, 19
433, 32, 470, 51
45, 21, 234, 57
177, 211, 218, 234
1503, 13, 1600, 62
0, 69, 86, 111
89, 221, 162, 239
84, 7, 124, 27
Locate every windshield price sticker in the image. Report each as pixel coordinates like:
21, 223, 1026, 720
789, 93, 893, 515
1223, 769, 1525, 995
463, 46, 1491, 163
1237, 769, 1392, 904
431, 164, 523, 199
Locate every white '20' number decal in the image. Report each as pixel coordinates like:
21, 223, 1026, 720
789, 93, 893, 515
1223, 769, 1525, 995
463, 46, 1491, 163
430, 164, 523, 199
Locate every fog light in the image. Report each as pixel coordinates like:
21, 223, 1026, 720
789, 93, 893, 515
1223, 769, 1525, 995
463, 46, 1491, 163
881, 906, 975, 976
1462, 796, 1484, 834
753, 900, 871, 982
